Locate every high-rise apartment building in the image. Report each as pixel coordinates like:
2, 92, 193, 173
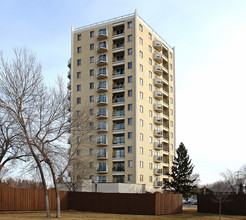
68, 11, 175, 189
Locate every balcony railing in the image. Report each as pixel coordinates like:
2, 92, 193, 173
154, 168, 163, 175
67, 70, 71, 79
96, 68, 108, 79
96, 165, 108, 173
154, 129, 163, 137
97, 55, 108, 66
154, 181, 163, 188
153, 52, 162, 64
153, 39, 162, 51
154, 64, 162, 75
97, 97, 107, 105
112, 167, 125, 172
154, 77, 163, 87
96, 110, 108, 119
162, 66, 169, 74
97, 124, 107, 132
96, 83, 108, 92
96, 152, 108, 159
154, 155, 163, 163
154, 116, 163, 124
154, 103, 162, 112
67, 81, 71, 90
96, 41, 108, 53
154, 142, 163, 150
96, 138, 107, 146
97, 28, 108, 40
154, 90, 162, 100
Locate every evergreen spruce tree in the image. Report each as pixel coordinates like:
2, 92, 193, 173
164, 142, 197, 198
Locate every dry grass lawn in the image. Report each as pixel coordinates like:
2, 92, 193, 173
0, 208, 245, 220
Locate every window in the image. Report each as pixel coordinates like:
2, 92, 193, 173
149, 150, 152, 156
139, 24, 143, 32
128, 48, 132, 55
170, 63, 173, 70
89, 162, 94, 168
149, 58, 152, 65
140, 119, 143, 127
148, 45, 152, 52
89, 109, 94, 115
149, 123, 152, 130
149, 84, 152, 91
128, 104, 133, 111
170, 75, 173, 81
77, 59, 81, 66
140, 92, 143, 99
170, 86, 173, 92
149, 136, 152, 143
128, 62, 132, 69
89, 135, 94, 142
77, 124, 81, 130
140, 133, 143, 140
128, 174, 133, 182
149, 97, 152, 104
89, 175, 94, 180
148, 33, 152, 40
171, 144, 173, 150
90, 69, 94, 76
76, 149, 81, 156
89, 44, 94, 50
171, 132, 173, 138
149, 110, 152, 117
77, 85, 81, 91
90, 56, 94, 63
77, 72, 81, 78
139, 37, 143, 45
139, 51, 143, 58
77, 34, 81, 41
140, 78, 143, 85
149, 176, 152, 183
90, 82, 94, 89
77, 47, 81, 53
127, 35, 132, 42
149, 71, 152, 78
89, 95, 94, 102
170, 97, 173, 104
140, 161, 143, 168
140, 175, 143, 182
90, 31, 94, 37
90, 122, 94, 129
128, 146, 133, 153
128, 118, 132, 125
140, 147, 143, 154
140, 105, 143, 113
170, 52, 173, 59
171, 121, 173, 127
76, 110, 81, 117
128, 76, 132, 83
149, 163, 152, 170
128, 132, 132, 139
128, 90, 132, 97
77, 97, 81, 104
170, 109, 173, 115
128, 160, 133, 168
139, 64, 143, 72
127, 21, 132, 28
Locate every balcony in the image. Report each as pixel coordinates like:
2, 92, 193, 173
163, 99, 169, 108
163, 76, 169, 85
67, 92, 71, 101
154, 142, 163, 150
153, 52, 162, 64
154, 77, 163, 87
113, 56, 125, 66
112, 153, 125, 161
154, 116, 163, 125
112, 97, 124, 107
97, 55, 108, 66
67, 58, 71, 68
97, 68, 108, 79
154, 129, 163, 137
163, 158, 169, 167
154, 181, 163, 188
67, 104, 71, 112
97, 124, 107, 132
162, 66, 169, 74
113, 84, 125, 93
67, 81, 71, 90
96, 110, 108, 119
163, 88, 169, 97
112, 140, 125, 147
163, 111, 169, 120
96, 151, 108, 160
154, 155, 163, 163
96, 41, 108, 53
96, 83, 108, 92
113, 126, 125, 134
67, 70, 71, 79
96, 138, 107, 146
97, 97, 108, 106
154, 168, 163, 176
154, 64, 162, 76
112, 166, 125, 173
154, 103, 162, 112
96, 165, 108, 173
163, 146, 169, 155
162, 43, 169, 52
163, 136, 169, 143
112, 27, 124, 40
162, 54, 168, 63
97, 28, 108, 40
112, 111, 125, 120
153, 39, 162, 51
163, 123, 169, 132
154, 90, 162, 100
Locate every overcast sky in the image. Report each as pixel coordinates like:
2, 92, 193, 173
1, 0, 246, 185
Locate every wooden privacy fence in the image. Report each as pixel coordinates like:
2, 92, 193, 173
0, 186, 182, 215
198, 194, 246, 216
